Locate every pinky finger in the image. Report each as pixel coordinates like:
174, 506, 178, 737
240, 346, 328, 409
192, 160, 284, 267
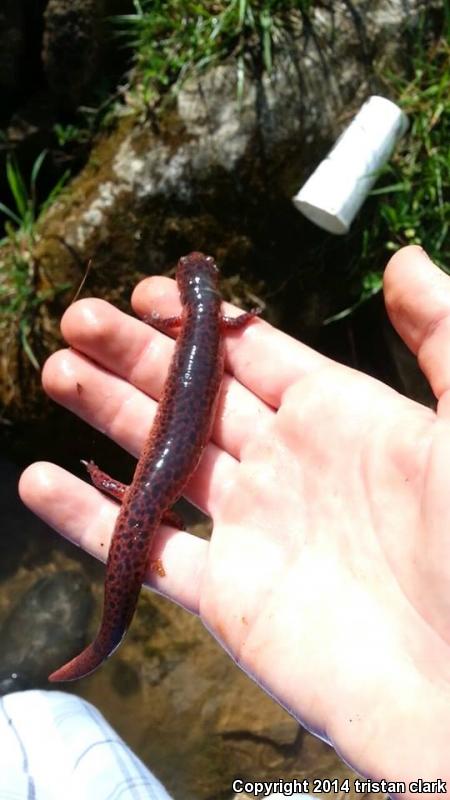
18, 462, 208, 614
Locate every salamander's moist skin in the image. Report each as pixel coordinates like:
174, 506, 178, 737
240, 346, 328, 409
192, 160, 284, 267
49, 252, 259, 682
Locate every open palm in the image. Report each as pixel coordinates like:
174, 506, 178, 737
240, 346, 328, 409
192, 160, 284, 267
20, 246, 450, 793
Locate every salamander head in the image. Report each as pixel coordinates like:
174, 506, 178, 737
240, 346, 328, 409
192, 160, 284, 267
176, 252, 220, 305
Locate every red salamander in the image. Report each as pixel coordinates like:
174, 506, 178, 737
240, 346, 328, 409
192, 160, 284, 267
49, 252, 258, 681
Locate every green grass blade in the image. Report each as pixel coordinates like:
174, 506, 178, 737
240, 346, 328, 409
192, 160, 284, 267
0, 202, 23, 227
30, 150, 48, 189
238, 0, 247, 28
19, 320, 40, 370
40, 169, 70, 214
6, 156, 28, 220
370, 182, 411, 195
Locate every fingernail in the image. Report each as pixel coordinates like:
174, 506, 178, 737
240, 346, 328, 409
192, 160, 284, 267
417, 246, 432, 261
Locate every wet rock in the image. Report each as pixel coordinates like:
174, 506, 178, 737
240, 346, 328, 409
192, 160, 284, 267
0, 671, 32, 694
37, 4, 439, 275
41, 0, 133, 111
110, 659, 140, 696
42, 0, 103, 111
1, 0, 443, 418
0, 0, 25, 100
0, 570, 94, 693
0, 0, 48, 115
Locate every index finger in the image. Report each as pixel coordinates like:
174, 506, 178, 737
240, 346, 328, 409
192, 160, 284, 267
132, 276, 331, 409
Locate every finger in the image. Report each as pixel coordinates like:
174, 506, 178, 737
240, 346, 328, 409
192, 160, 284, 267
42, 348, 241, 518
18, 462, 208, 614
43, 348, 153, 458
132, 276, 332, 408
42, 326, 273, 458
384, 245, 450, 400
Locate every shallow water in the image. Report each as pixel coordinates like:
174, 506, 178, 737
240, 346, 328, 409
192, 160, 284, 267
0, 454, 378, 800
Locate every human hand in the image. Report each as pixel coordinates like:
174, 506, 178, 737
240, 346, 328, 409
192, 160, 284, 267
20, 245, 450, 796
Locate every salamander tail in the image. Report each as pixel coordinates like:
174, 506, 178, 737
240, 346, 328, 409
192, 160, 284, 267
49, 643, 103, 682
49, 578, 141, 681
49, 636, 120, 682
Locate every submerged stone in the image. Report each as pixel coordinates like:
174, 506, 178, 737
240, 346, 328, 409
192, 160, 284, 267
0, 570, 94, 694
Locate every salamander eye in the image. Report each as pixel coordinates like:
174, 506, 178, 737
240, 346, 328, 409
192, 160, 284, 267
204, 255, 219, 273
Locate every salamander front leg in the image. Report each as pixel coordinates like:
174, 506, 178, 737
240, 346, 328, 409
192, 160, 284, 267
82, 460, 128, 502
220, 308, 261, 330
142, 312, 182, 335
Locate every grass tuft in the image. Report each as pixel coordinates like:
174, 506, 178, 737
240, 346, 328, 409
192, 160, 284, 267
0, 153, 70, 369
113, 0, 314, 105
377, 27, 449, 266
326, 8, 449, 322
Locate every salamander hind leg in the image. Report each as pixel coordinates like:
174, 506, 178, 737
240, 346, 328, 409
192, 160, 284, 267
150, 559, 166, 578
161, 508, 186, 530
82, 460, 128, 502
148, 508, 186, 578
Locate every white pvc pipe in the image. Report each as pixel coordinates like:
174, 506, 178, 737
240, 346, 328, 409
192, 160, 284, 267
292, 95, 409, 235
